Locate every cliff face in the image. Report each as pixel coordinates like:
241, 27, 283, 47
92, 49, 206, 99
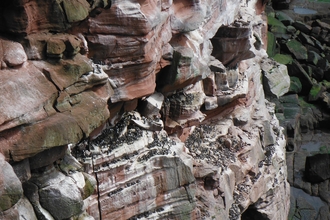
0, 0, 290, 219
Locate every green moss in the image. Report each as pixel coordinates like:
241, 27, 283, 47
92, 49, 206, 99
82, 173, 97, 199
319, 145, 330, 154
286, 40, 308, 60
273, 54, 293, 65
289, 76, 302, 93
0, 197, 11, 211
268, 16, 287, 35
322, 80, 330, 89
267, 32, 276, 58
298, 96, 314, 108
308, 84, 323, 101
268, 16, 286, 28
275, 11, 294, 24
309, 86, 319, 98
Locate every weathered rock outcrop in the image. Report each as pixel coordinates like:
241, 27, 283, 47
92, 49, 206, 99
0, 0, 290, 219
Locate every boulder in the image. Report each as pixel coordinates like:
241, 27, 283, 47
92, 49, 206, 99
140, 92, 164, 118
1, 39, 27, 68
293, 21, 312, 34
261, 120, 276, 147
321, 92, 330, 108
318, 58, 330, 71
0, 63, 58, 133
313, 19, 330, 31
308, 83, 326, 102
307, 50, 321, 65
267, 32, 276, 58
309, 65, 324, 82
11, 159, 31, 183
275, 11, 294, 26
62, 0, 90, 23
286, 39, 308, 61
39, 179, 83, 220
319, 29, 329, 43
273, 54, 293, 65
0, 196, 37, 220
299, 32, 315, 47
286, 25, 296, 35
81, 172, 97, 199
305, 154, 330, 183
267, 15, 287, 36
311, 26, 322, 39
23, 181, 55, 220
261, 58, 290, 98
305, 44, 320, 54
0, 153, 23, 212
289, 76, 302, 94
46, 38, 66, 59
287, 60, 313, 95
30, 165, 84, 220
204, 96, 218, 110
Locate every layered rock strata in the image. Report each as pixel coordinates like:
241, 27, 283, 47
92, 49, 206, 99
0, 0, 290, 219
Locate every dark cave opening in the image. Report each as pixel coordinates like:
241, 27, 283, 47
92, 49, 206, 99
241, 205, 268, 220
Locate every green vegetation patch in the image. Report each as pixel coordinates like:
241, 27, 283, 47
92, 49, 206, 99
308, 83, 324, 101
268, 15, 287, 28
319, 145, 330, 154
289, 76, 302, 93
286, 40, 308, 60
268, 16, 287, 34
273, 53, 293, 65
267, 32, 276, 58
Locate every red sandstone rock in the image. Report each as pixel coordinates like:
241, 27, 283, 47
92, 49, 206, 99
32, 54, 93, 91
46, 38, 66, 59
0, 63, 58, 132
211, 25, 255, 68
171, 0, 207, 33
0, 0, 68, 34
87, 1, 158, 36
1, 39, 27, 68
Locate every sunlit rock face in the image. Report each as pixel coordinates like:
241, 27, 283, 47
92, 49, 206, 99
0, 0, 290, 219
